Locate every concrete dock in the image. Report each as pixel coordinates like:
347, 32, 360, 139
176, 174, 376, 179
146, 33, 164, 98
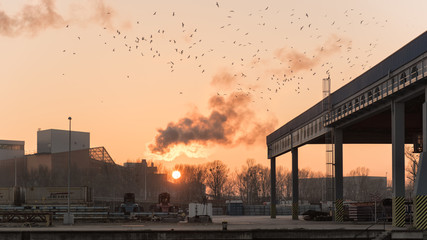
0, 216, 425, 239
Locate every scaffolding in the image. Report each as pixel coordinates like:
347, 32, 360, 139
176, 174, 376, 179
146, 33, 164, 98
89, 147, 115, 164
322, 74, 335, 202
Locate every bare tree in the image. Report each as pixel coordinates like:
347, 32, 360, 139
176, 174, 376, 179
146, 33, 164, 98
275, 166, 290, 202
205, 160, 229, 201
258, 166, 270, 203
173, 164, 206, 202
299, 170, 324, 203
283, 169, 293, 201
235, 159, 266, 204
405, 146, 419, 194
346, 167, 370, 201
222, 171, 238, 198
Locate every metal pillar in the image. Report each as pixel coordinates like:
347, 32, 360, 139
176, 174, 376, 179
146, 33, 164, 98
334, 128, 343, 222
292, 148, 299, 220
414, 87, 427, 230
64, 116, 74, 225
270, 157, 276, 218
392, 101, 405, 227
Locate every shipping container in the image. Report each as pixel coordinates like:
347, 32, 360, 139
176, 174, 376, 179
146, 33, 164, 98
25, 186, 92, 205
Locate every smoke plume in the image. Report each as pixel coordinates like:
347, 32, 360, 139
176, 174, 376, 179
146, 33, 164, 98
149, 92, 277, 155
0, 0, 116, 37
272, 34, 350, 74
210, 69, 238, 89
0, 0, 65, 37
91, 0, 115, 30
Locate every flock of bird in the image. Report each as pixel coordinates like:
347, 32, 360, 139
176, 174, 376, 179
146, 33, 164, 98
60, 2, 387, 111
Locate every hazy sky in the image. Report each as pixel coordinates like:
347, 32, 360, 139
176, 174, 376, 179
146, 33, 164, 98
1, 0, 426, 177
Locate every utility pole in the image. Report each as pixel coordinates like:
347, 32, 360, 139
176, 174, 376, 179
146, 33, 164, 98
64, 116, 74, 225
144, 162, 147, 201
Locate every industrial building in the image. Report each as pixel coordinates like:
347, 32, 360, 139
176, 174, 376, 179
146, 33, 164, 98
0, 139, 24, 161
37, 129, 89, 154
0, 129, 171, 208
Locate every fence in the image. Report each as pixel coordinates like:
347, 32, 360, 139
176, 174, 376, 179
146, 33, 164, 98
213, 204, 321, 216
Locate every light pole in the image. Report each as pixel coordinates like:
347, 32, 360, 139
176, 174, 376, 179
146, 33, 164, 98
144, 162, 147, 201
64, 116, 74, 224
14, 156, 17, 187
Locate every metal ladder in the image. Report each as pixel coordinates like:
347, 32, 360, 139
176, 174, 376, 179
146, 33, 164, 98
323, 75, 335, 203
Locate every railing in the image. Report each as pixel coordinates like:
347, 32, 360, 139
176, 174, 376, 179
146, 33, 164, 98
0, 211, 53, 226
268, 57, 426, 158
325, 57, 427, 126
353, 217, 387, 239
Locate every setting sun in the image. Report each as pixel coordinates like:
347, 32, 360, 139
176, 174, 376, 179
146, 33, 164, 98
172, 170, 181, 180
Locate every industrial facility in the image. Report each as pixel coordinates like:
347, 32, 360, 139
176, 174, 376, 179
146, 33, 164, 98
0, 129, 173, 209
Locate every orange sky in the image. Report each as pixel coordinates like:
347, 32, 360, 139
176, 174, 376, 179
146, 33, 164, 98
1, 0, 426, 177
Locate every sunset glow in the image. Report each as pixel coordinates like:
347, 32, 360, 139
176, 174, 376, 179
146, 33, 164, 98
172, 170, 181, 180
1, 0, 426, 177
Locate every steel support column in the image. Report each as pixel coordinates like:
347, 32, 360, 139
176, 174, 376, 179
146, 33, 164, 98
414, 87, 427, 230
292, 148, 299, 220
392, 101, 405, 227
270, 157, 276, 218
334, 128, 343, 222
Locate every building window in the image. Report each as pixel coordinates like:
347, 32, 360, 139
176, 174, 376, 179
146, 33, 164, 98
0, 144, 24, 150
411, 66, 419, 80
360, 95, 366, 106
400, 72, 407, 85
374, 87, 380, 99
382, 82, 388, 95
315, 120, 318, 133
392, 77, 398, 90
368, 91, 373, 102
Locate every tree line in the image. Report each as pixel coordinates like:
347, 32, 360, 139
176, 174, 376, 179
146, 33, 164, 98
162, 159, 395, 204
165, 144, 422, 204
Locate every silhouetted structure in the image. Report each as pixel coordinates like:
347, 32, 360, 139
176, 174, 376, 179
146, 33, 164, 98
0, 129, 171, 206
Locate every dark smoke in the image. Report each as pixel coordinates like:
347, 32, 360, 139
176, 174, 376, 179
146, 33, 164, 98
149, 92, 277, 155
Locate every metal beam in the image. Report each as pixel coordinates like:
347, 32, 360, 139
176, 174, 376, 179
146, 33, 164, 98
270, 157, 276, 219
392, 101, 405, 227
334, 128, 343, 222
414, 86, 427, 230
292, 148, 299, 220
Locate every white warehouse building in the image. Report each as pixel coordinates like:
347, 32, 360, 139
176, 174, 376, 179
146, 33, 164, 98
37, 129, 90, 154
